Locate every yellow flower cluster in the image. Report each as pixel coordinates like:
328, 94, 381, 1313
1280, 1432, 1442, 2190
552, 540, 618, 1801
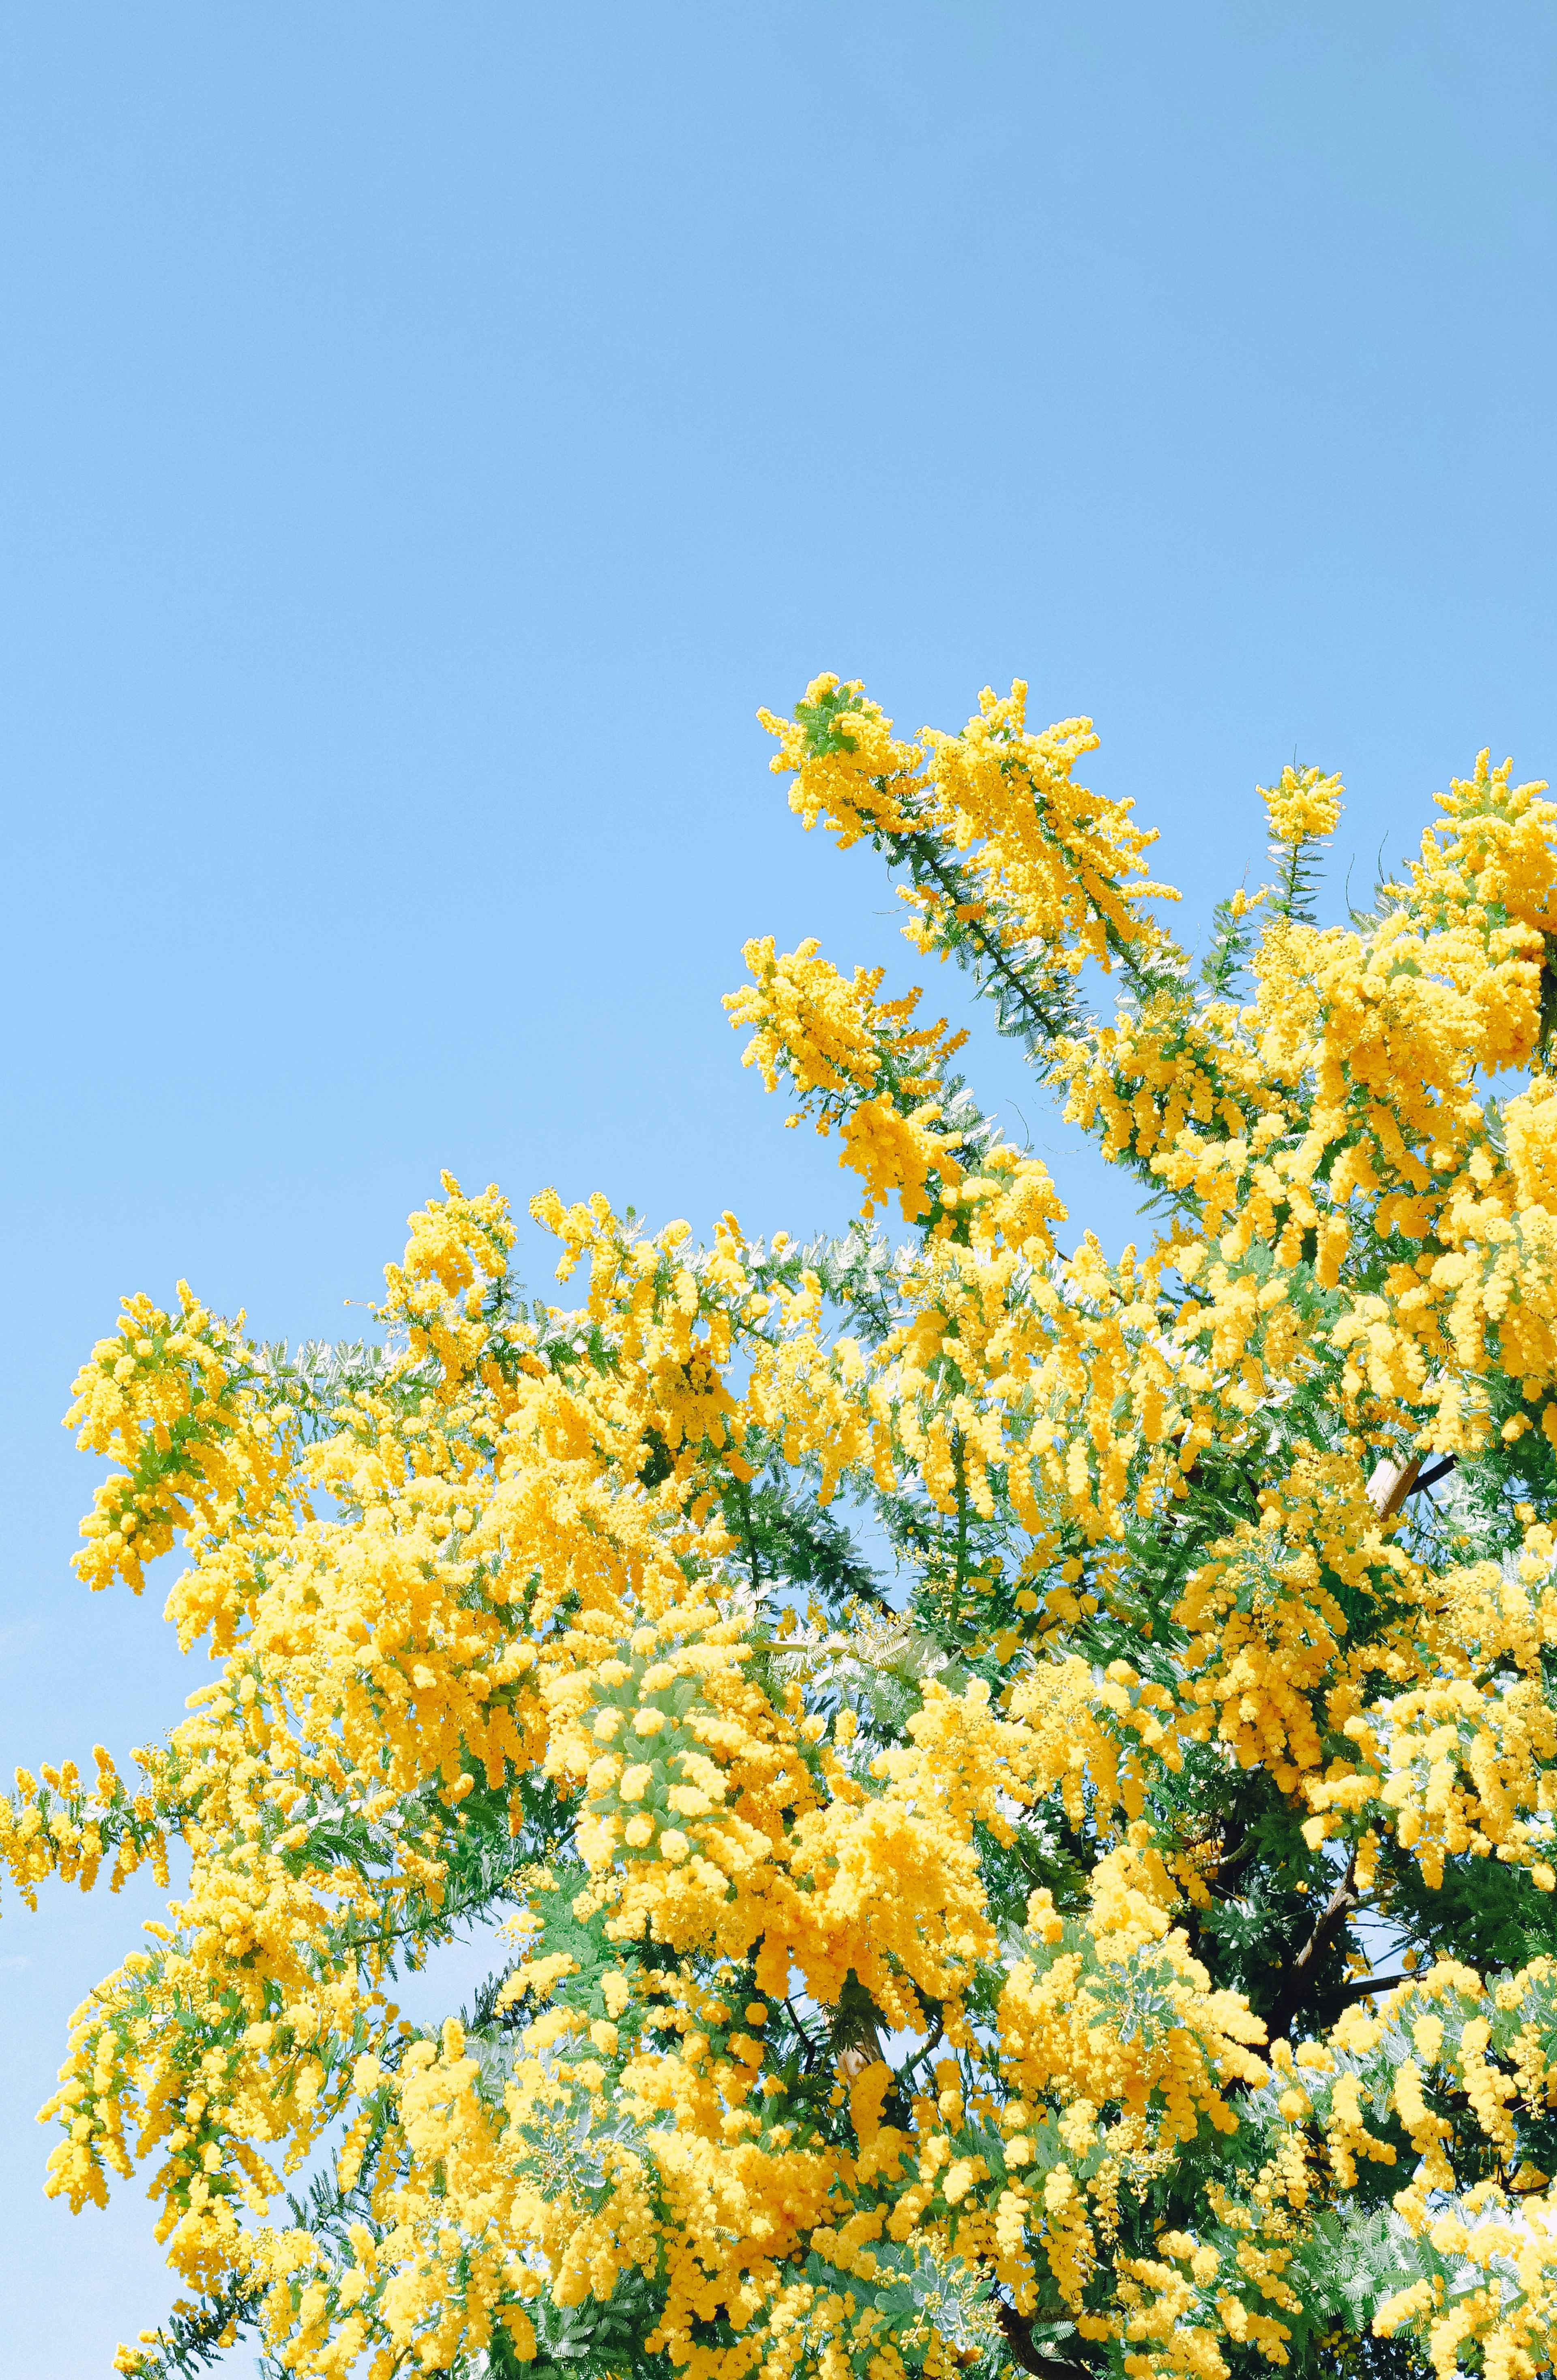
24, 677, 1557, 2380
758, 676, 1176, 1022
1261, 765, 1345, 851
724, 936, 970, 1221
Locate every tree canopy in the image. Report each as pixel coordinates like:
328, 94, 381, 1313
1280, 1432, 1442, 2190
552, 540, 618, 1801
13, 675, 1557, 2380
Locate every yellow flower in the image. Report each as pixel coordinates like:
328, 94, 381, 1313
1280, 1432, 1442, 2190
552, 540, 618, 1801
1261, 762, 1344, 848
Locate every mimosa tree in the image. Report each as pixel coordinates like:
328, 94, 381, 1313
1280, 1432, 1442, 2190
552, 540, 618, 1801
12, 675, 1557, 2380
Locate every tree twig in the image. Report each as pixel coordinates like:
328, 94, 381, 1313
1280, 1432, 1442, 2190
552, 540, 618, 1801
1331, 1971, 1409, 2008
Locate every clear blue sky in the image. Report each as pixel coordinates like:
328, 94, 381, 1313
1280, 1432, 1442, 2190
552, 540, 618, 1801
4, 4, 1557, 2367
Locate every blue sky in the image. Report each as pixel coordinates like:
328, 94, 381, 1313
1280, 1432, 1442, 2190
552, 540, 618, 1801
4, 3, 1557, 2367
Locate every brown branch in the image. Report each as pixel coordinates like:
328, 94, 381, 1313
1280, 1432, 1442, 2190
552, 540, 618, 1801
1265, 1846, 1360, 2039
1332, 1971, 1409, 2008
994, 2304, 1097, 2380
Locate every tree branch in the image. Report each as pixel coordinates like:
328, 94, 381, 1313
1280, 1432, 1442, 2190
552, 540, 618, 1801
1332, 1971, 1409, 2008
994, 2303, 1097, 2380
1265, 1846, 1359, 2038
1366, 1451, 1456, 1519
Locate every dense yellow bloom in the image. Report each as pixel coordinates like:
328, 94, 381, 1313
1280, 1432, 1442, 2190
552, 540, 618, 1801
21, 677, 1557, 2380
1261, 765, 1344, 850
724, 937, 970, 1219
